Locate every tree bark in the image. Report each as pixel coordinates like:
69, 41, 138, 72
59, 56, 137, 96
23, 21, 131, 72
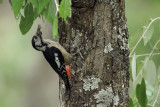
59, 0, 129, 106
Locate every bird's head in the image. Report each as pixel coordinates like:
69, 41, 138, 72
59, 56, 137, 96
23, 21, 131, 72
32, 25, 47, 51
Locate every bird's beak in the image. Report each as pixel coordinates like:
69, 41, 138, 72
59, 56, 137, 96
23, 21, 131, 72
35, 25, 45, 44
36, 25, 42, 38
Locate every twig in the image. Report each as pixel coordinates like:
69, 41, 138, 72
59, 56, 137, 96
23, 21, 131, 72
129, 17, 160, 57
129, 52, 160, 58
55, 0, 59, 15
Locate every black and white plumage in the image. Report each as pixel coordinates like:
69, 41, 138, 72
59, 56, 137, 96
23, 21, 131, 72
32, 26, 71, 90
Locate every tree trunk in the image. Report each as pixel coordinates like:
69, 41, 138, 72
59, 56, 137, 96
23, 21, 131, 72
58, 0, 130, 106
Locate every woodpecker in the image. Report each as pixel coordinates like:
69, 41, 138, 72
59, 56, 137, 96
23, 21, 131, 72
32, 25, 71, 90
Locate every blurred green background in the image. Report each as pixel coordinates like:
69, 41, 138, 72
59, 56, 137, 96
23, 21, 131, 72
0, 0, 160, 107
0, 1, 59, 107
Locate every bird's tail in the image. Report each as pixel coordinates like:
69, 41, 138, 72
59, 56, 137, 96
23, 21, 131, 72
63, 77, 71, 90
59, 65, 71, 90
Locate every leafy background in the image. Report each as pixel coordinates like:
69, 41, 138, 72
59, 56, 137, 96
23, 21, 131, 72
0, 0, 160, 107
127, 0, 160, 106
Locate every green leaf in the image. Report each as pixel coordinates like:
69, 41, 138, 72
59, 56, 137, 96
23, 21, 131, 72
143, 26, 154, 46
0, 0, 3, 3
52, 16, 58, 38
129, 98, 134, 107
132, 53, 137, 81
11, 0, 24, 18
42, 7, 49, 20
129, 66, 133, 81
33, 8, 39, 19
156, 41, 160, 51
19, 3, 34, 35
59, 0, 71, 22
47, 0, 55, 24
129, 80, 134, 97
136, 78, 148, 107
145, 81, 154, 101
144, 60, 156, 99
144, 60, 156, 86
38, 0, 51, 15
158, 66, 160, 82
30, 0, 51, 15
30, 0, 38, 8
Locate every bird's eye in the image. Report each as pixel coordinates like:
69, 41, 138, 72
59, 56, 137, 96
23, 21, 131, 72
33, 36, 38, 42
34, 36, 38, 39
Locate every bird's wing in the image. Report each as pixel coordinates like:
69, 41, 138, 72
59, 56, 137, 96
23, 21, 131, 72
43, 47, 71, 90
49, 47, 65, 69
48, 42, 71, 65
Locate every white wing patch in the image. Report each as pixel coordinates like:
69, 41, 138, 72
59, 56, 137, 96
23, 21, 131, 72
54, 53, 61, 68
